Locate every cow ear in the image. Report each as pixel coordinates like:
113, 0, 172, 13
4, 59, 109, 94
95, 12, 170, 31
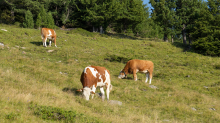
90, 91, 95, 94
76, 89, 83, 92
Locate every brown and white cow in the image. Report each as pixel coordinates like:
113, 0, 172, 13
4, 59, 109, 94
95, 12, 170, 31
41, 28, 57, 47
77, 65, 112, 101
118, 59, 154, 84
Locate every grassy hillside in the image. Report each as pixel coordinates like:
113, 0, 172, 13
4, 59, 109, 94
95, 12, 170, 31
0, 24, 220, 123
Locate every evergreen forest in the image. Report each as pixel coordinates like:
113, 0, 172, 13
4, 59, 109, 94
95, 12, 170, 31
1, 0, 220, 56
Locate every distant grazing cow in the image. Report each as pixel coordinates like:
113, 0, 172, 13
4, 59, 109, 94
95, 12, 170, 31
41, 28, 57, 47
118, 59, 154, 84
77, 66, 112, 101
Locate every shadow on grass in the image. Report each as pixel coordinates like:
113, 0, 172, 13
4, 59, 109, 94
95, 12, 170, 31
172, 41, 192, 52
107, 33, 139, 40
62, 87, 82, 96
30, 41, 42, 46
104, 54, 132, 64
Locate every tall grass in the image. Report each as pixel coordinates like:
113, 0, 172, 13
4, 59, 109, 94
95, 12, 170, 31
0, 24, 220, 122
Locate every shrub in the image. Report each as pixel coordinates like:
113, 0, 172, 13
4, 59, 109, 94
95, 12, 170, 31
192, 36, 220, 56
29, 104, 102, 122
23, 10, 34, 28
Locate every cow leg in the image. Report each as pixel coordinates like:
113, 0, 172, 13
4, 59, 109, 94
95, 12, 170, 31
49, 40, 52, 47
106, 85, 110, 100
54, 38, 57, 47
43, 37, 47, 47
91, 85, 96, 99
145, 73, 149, 83
149, 72, 152, 84
133, 70, 137, 81
100, 87, 105, 101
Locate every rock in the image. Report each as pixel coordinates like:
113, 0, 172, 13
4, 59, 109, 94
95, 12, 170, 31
149, 85, 158, 89
0, 43, 4, 47
163, 119, 170, 122
1, 29, 7, 31
204, 86, 208, 89
209, 108, 216, 111
192, 107, 196, 111
47, 50, 54, 53
108, 100, 122, 106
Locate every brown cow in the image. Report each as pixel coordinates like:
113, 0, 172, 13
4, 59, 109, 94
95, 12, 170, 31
41, 28, 57, 47
118, 59, 154, 84
77, 66, 112, 101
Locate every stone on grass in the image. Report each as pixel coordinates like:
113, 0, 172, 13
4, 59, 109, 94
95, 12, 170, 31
149, 85, 158, 89
108, 100, 122, 106
47, 50, 54, 53
0, 43, 4, 47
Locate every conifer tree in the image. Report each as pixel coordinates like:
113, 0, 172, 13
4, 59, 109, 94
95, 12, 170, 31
47, 12, 55, 28
23, 10, 34, 28
150, 0, 177, 42
176, 0, 203, 44
40, 5, 47, 27
191, 0, 220, 56
35, 13, 41, 29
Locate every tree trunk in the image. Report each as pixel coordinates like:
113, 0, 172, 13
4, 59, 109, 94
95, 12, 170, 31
11, 10, 14, 23
55, 6, 59, 26
188, 34, 192, 45
163, 27, 168, 42
164, 34, 168, 42
93, 26, 95, 32
100, 26, 103, 34
171, 35, 174, 43
182, 24, 187, 44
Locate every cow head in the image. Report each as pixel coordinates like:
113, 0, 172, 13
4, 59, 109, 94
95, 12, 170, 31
77, 87, 96, 100
118, 70, 127, 79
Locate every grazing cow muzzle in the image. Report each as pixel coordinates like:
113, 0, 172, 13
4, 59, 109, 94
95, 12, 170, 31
118, 71, 126, 79
82, 87, 91, 100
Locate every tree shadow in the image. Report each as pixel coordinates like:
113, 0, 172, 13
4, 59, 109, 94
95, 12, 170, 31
30, 41, 42, 46
62, 87, 82, 96
172, 41, 192, 52
104, 54, 132, 64
106, 33, 139, 40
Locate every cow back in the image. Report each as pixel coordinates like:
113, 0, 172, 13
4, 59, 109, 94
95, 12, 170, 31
80, 66, 110, 88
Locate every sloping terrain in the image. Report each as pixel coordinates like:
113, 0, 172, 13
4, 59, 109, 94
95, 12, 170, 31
0, 24, 220, 122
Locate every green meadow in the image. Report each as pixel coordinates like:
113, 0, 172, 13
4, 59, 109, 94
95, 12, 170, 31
0, 24, 220, 123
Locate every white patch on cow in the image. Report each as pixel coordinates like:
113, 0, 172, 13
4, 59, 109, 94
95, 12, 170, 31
105, 70, 110, 82
84, 66, 98, 78
98, 73, 103, 82
137, 69, 148, 73
47, 30, 52, 40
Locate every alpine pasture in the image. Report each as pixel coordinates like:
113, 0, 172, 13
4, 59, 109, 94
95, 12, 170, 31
0, 24, 220, 122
